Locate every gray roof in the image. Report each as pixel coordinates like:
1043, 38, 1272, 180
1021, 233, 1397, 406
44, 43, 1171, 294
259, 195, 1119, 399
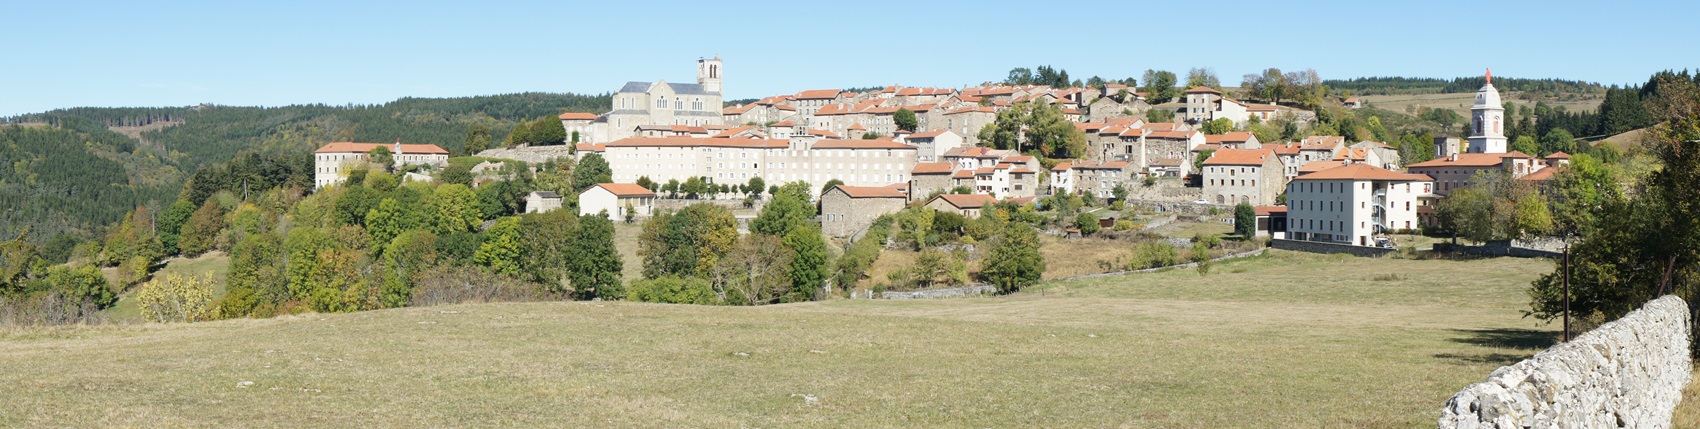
530, 191, 560, 199
616, 80, 717, 96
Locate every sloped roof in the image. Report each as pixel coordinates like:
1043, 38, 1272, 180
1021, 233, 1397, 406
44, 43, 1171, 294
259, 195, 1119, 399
1545, 151, 1571, 159
558, 112, 597, 120
575, 143, 606, 152
930, 193, 998, 209
1406, 153, 1521, 168
591, 183, 658, 197
1254, 205, 1287, 216
316, 142, 449, 155
1204, 131, 1255, 144
1202, 148, 1277, 166
831, 185, 907, 199
1520, 166, 1561, 182
813, 139, 915, 150
912, 162, 953, 174
1292, 163, 1432, 181
795, 89, 842, 99
907, 130, 952, 139
605, 137, 786, 149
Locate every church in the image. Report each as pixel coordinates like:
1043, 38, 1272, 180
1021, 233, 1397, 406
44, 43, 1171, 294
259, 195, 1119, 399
572, 57, 726, 143
1435, 70, 1509, 157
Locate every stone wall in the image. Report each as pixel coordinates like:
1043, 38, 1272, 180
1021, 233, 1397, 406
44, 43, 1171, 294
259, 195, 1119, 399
1433, 242, 1562, 259
1439, 295, 1693, 429
1271, 238, 1395, 257
880, 285, 996, 300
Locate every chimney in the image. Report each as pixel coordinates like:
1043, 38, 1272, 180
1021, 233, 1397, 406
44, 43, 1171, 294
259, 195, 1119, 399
394, 138, 402, 154
1448, 153, 1458, 162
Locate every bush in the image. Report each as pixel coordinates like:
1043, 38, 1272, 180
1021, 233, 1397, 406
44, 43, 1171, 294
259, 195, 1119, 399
409, 265, 542, 307
1126, 241, 1183, 270
1074, 212, 1101, 236
0, 291, 106, 326
1112, 220, 1137, 231
136, 273, 218, 323
626, 276, 717, 305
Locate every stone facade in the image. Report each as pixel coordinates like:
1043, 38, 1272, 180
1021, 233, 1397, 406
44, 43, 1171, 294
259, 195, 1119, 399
594, 57, 726, 142
1439, 295, 1692, 429
1201, 149, 1284, 206
819, 185, 908, 238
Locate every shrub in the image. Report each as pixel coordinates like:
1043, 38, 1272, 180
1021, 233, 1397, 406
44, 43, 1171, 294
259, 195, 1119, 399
409, 265, 541, 307
1112, 220, 1137, 231
1074, 212, 1101, 236
136, 273, 218, 323
626, 276, 717, 305
1126, 241, 1183, 270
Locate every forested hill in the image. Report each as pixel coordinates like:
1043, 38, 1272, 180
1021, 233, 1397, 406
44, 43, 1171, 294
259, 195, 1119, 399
1323, 76, 1608, 96
0, 92, 610, 244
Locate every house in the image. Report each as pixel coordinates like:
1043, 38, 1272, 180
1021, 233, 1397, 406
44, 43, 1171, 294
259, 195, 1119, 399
525, 191, 562, 214
820, 185, 909, 238
902, 130, 965, 162
1183, 86, 1253, 126
909, 162, 956, 202
1285, 163, 1433, 247
314, 140, 450, 189
578, 183, 658, 221
1201, 149, 1285, 206
1057, 160, 1136, 199
924, 193, 999, 218
558, 112, 599, 143
1203, 131, 1261, 149
1343, 97, 1362, 109
1254, 205, 1288, 239
1349, 141, 1402, 170
1404, 151, 1540, 196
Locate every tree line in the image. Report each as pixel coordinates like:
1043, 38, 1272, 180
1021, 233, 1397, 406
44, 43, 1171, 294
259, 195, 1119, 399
1323, 76, 1607, 96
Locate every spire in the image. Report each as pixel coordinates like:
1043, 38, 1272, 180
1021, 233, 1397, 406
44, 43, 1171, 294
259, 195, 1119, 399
1485, 68, 1492, 85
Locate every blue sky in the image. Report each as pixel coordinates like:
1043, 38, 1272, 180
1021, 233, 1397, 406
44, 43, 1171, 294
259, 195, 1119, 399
2, 0, 1695, 117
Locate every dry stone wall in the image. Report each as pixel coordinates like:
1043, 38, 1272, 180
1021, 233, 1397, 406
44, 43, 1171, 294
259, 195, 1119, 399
1438, 295, 1693, 429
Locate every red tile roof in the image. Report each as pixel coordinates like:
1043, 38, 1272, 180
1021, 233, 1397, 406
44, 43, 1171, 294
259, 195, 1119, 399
795, 89, 842, 99
1292, 163, 1432, 181
1203, 131, 1255, 144
575, 143, 606, 152
558, 112, 597, 120
912, 162, 953, 174
1545, 151, 1571, 159
1406, 153, 1522, 168
1520, 166, 1561, 182
1202, 148, 1277, 166
316, 142, 449, 155
930, 193, 998, 209
605, 137, 786, 149
907, 130, 951, 139
592, 183, 658, 197
1254, 205, 1288, 216
832, 185, 907, 199
812, 139, 915, 150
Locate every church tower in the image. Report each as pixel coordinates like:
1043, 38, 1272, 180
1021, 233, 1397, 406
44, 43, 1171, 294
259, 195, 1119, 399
697, 56, 723, 94
1466, 69, 1507, 153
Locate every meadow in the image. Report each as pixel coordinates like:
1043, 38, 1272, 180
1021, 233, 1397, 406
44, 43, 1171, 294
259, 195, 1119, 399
5, 250, 1694, 427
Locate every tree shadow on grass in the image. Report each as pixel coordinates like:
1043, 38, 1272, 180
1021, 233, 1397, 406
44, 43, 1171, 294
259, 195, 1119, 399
1435, 328, 1559, 366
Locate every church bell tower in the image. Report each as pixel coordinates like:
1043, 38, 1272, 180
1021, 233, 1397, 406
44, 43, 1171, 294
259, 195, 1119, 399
697, 56, 723, 94
1466, 69, 1507, 154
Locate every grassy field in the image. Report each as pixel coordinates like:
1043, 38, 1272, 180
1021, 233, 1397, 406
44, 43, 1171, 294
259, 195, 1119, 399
1359, 92, 1602, 119
1, 250, 1691, 427
101, 252, 231, 323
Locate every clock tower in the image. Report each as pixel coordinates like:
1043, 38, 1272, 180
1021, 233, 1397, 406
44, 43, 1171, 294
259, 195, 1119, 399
1466, 69, 1507, 154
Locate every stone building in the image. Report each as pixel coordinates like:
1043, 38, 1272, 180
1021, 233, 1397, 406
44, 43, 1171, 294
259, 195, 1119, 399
909, 162, 955, 201
1201, 148, 1285, 206
592, 57, 726, 143
578, 183, 657, 220
924, 193, 998, 218
314, 141, 449, 189
1285, 164, 1432, 246
1052, 160, 1135, 199
902, 130, 965, 162
525, 191, 562, 214
603, 136, 918, 195
820, 185, 909, 238
1404, 151, 1540, 196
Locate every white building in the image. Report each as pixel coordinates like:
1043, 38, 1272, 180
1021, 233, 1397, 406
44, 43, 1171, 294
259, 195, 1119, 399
602, 135, 918, 194
578, 183, 657, 220
591, 57, 726, 143
1285, 163, 1433, 247
1466, 70, 1508, 154
901, 129, 965, 162
313, 141, 449, 189
525, 191, 562, 214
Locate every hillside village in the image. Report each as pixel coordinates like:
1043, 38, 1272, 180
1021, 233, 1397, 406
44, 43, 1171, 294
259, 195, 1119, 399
311, 58, 1571, 253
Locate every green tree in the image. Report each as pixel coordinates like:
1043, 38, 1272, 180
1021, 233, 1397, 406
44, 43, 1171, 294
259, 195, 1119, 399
177, 200, 226, 257
782, 225, 829, 301
573, 153, 612, 193
428, 184, 483, 234
464, 124, 491, 154
44, 265, 116, 309
1074, 211, 1100, 236
1234, 202, 1256, 238
1547, 154, 1617, 237
135, 273, 217, 323
1511, 135, 1539, 156
1540, 129, 1576, 156
364, 198, 417, 255
639, 203, 739, 279
626, 276, 717, 304
158, 199, 197, 256
568, 212, 623, 300
1146, 108, 1175, 123
1111, 183, 1128, 202
505, 123, 531, 148
894, 108, 919, 132
981, 222, 1045, 294
1193, 149, 1215, 173
1185, 67, 1220, 89
438, 163, 474, 186
1200, 118, 1234, 135
751, 181, 814, 236
223, 231, 285, 317
368, 146, 394, 171
1435, 170, 1552, 242
474, 217, 524, 277
1142, 69, 1180, 104
530, 116, 568, 146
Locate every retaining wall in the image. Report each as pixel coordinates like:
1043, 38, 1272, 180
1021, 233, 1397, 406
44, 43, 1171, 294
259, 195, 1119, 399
1271, 239, 1395, 257
1438, 295, 1693, 429
1433, 242, 1562, 259
879, 285, 996, 300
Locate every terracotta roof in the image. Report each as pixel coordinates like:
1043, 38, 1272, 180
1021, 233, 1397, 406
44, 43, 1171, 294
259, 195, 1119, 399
711, 126, 759, 138
1333, 148, 1373, 161
1406, 153, 1522, 168
1147, 130, 1200, 140
912, 162, 953, 174
575, 143, 606, 152
591, 183, 658, 197
951, 170, 974, 179
930, 193, 998, 209
907, 130, 951, 139
1520, 166, 1561, 182
1051, 161, 1072, 172
1254, 205, 1288, 216
316, 142, 449, 155
772, 120, 797, 127
807, 129, 842, 139
1004, 155, 1034, 164
1299, 136, 1346, 150
1246, 104, 1278, 112
605, 137, 786, 149
847, 122, 866, 131
1298, 160, 1348, 174
1345, 97, 1360, 103
1184, 86, 1223, 94
1202, 148, 1277, 166
832, 185, 907, 199
1545, 151, 1571, 159
1203, 131, 1255, 144
1070, 160, 1132, 170
558, 112, 597, 120
1292, 163, 1432, 181
813, 139, 915, 150
795, 89, 842, 99
1271, 142, 1303, 155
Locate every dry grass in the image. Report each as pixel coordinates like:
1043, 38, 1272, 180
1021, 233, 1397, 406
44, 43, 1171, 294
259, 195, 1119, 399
1359, 92, 1602, 119
1, 250, 1689, 427
612, 222, 645, 283
1678, 371, 1700, 428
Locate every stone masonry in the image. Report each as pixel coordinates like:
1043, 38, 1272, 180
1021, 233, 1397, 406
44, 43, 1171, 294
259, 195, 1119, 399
1438, 295, 1693, 429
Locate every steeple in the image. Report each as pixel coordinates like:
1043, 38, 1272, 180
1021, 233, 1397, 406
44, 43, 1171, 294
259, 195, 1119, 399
1466, 69, 1506, 154
697, 56, 723, 94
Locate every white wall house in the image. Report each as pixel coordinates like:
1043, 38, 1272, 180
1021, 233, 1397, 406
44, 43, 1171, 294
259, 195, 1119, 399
313, 141, 449, 189
578, 183, 658, 220
1285, 164, 1432, 247
603, 136, 918, 197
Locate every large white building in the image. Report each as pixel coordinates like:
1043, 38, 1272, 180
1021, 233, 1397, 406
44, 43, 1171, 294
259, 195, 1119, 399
313, 141, 449, 189
603, 134, 918, 193
1285, 163, 1433, 247
577, 57, 726, 143
1466, 70, 1508, 154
